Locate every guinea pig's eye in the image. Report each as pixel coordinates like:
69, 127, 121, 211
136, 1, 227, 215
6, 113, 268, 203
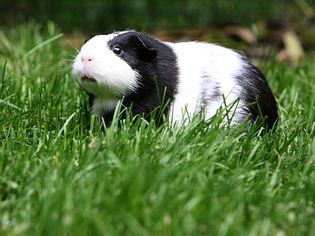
113, 45, 122, 55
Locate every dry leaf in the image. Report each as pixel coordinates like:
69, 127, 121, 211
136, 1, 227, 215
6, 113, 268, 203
277, 30, 304, 65
223, 26, 257, 44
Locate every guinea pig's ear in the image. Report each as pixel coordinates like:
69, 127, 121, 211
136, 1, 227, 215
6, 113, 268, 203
128, 35, 157, 62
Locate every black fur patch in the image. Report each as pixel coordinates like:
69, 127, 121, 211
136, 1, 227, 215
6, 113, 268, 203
200, 72, 221, 108
235, 57, 278, 129
96, 31, 179, 124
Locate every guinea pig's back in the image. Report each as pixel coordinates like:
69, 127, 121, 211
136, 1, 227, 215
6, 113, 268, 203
166, 41, 278, 127
167, 42, 249, 124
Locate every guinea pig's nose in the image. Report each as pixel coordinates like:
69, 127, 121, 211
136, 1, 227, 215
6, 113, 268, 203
81, 56, 94, 64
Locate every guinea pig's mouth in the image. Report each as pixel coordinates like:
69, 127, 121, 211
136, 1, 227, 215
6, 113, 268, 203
81, 76, 97, 83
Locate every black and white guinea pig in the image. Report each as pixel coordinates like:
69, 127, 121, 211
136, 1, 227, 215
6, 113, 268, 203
72, 30, 278, 128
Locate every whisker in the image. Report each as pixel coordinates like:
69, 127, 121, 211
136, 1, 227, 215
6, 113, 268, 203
69, 45, 79, 54
64, 52, 76, 57
63, 58, 75, 62
63, 52, 76, 59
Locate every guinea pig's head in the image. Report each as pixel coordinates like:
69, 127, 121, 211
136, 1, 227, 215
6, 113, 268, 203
72, 31, 157, 98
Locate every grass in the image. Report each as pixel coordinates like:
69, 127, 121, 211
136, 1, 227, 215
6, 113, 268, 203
1, 22, 315, 236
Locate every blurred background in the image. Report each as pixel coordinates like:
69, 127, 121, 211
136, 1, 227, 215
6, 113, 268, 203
1, 0, 315, 63
0, 0, 289, 31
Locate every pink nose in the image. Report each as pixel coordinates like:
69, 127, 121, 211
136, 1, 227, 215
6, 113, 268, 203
81, 57, 93, 64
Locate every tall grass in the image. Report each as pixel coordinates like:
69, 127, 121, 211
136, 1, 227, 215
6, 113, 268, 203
0, 23, 315, 235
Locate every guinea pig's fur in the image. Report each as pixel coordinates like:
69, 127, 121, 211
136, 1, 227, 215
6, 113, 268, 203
72, 30, 278, 128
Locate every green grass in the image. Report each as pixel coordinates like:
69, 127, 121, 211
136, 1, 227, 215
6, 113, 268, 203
1, 22, 315, 236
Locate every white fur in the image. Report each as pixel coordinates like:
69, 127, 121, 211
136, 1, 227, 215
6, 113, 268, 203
166, 42, 247, 124
92, 98, 119, 116
72, 34, 139, 114
72, 32, 249, 123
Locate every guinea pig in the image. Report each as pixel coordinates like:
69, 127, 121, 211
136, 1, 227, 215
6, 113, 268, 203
72, 30, 278, 129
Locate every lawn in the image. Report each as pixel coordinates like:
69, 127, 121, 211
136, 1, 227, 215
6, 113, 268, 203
1, 23, 315, 235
